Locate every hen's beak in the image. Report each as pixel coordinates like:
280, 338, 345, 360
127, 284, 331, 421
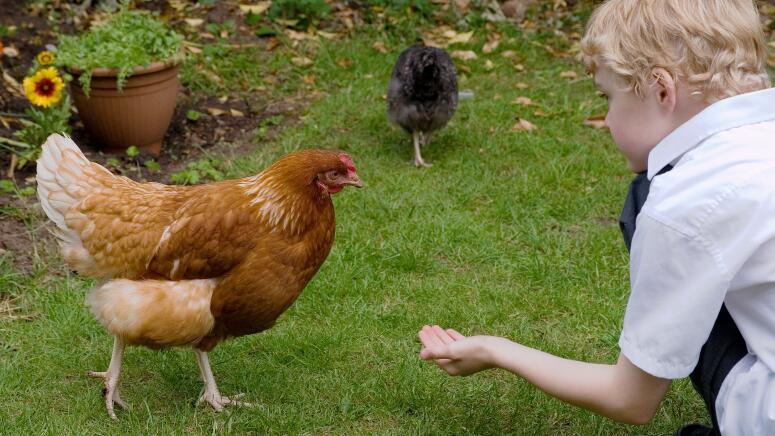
346, 174, 364, 188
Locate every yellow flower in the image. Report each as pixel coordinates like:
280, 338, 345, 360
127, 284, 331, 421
37, 50, 55, 65
23, 67, 64, 107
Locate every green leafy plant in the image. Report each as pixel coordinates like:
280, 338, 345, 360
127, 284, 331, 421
186, 110, 203, 121
0, 179, 36, 199
170, 159, 225, 185
373, 0, 433, 16
6, 96, 72, 168
56, 7, 184, 96
143, 159, 161, 172
268, 0, 330, 27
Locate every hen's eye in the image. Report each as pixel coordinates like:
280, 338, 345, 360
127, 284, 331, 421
328, 171, 340, 178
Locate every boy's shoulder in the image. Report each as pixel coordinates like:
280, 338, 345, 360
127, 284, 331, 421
644, 119, 775, 237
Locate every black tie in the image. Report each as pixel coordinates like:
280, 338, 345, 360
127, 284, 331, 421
618, 165, 672, 251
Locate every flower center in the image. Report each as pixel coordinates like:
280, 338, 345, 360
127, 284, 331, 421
35, 78, 55, 97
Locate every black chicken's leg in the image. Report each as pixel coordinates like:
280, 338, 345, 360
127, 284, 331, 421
413, 131, 432, 168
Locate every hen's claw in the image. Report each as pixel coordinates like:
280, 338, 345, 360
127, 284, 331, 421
197, 391, 253, 412
88, 369, 129, 419
413, 158, 433, 168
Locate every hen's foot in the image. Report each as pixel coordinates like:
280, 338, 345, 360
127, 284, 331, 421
197, 391, 253, 412
88, 370, 130, 419
413, 157, 433, 168
89, 337, 127, 420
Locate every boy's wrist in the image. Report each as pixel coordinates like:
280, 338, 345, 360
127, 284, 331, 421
483, 336, 512, 369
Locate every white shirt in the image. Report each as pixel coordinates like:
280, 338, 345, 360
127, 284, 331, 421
619, 87, 775, 435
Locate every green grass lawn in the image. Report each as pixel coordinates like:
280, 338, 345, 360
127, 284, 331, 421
0, 16, 709, 435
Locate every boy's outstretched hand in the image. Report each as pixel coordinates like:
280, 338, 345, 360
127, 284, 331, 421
418, 325, 505, 376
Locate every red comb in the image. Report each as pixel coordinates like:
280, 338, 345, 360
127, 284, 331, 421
339, 154, 356, 172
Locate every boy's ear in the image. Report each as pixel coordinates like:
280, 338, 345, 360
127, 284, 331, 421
651, 67, 677, 113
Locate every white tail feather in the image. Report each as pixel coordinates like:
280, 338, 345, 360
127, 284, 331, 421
36, 133, 103, 275
36, 133, 91, 230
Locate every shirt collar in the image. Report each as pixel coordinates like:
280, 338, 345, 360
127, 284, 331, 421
647, 87, 775, 180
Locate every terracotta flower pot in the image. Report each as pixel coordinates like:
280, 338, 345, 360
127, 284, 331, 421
69, 61, 180, 155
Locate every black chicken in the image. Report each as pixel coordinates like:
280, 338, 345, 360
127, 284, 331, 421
387, 45, 458, 168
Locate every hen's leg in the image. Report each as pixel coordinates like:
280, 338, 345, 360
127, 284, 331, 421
421, 131, 433, 147
88, 336, 129, 420
413, 131, 432, 168
194, 349, 252, 411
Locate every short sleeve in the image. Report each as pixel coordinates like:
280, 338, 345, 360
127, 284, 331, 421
619, 212, 730, 379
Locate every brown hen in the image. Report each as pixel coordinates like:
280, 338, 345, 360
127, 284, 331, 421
36, 134, 362, 419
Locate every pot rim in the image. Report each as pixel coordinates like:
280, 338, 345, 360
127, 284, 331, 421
67, 58, 181, 77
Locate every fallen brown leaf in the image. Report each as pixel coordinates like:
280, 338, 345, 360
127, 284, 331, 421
455, 0, 472, 11
513, 63, 525, 72
483, 39, 500, 54
200, 70, 222, 83
451, 50, 477, 61
372, 41, 388, 54
2, 46, 19, 57
560, 70, 578, 79
286, 29, 313, 41
291, 56, 313, 67
207, 107, 225, 116
422, 38, 445, 48
239, 2, 271, 15
184, 18, 204, 27
484, 60, 495, 70
2, 70, 24, 98
448, 31, 474, 45
276, 18, 300, 28
302, 74, 315, 84
511, 96, 532, 106
317, 30, 338, 40
512, 118, 537, 132
515, 82, 529, 89
230, 109, 245, 117
501, 50, 517, 58
185, 45, 202, 54
501, 0, 536, 20
266, 38, 280, 51
583, 116, 608, 129
168, 0, 187, 11
337, 58, 353, 68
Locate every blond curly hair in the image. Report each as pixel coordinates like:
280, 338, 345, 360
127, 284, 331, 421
580, 0, 770, 103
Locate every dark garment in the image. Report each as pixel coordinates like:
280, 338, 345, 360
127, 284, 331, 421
619, 167, 747, 436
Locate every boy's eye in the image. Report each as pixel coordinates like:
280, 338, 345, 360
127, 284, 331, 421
597, 91, 609, 100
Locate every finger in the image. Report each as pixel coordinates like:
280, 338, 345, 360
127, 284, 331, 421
432, 325, 454, 345
419, 343, 451, 360
418, 328, 436, 349
436, 361, 461, 376
446, 328, 466, 340
419, 325, 445, 349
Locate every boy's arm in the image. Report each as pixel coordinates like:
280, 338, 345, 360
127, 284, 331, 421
418, 325, 671, 425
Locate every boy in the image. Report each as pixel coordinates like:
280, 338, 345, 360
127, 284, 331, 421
418, 1, 774, 434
